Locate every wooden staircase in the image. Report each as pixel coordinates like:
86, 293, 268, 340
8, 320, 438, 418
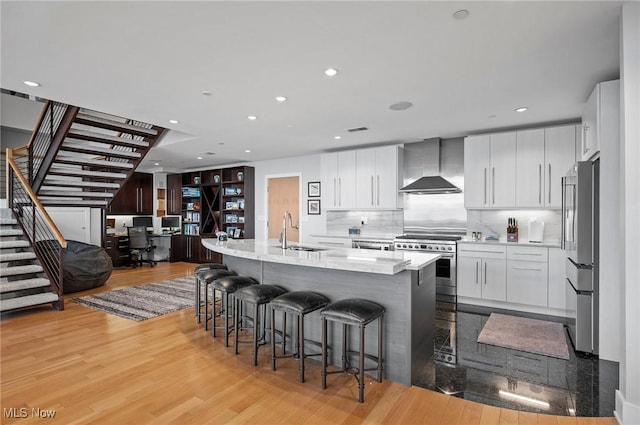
26, 104, 165, 208
0, 208, 59, 312
2, 100, 166, 313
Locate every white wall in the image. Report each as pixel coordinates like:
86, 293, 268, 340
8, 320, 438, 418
616, 3, 640, 425
249, 154, 324, 242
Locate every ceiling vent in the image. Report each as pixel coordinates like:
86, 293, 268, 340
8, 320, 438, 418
347, 127, 368, 133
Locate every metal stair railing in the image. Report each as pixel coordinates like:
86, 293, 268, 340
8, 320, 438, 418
6, 148, 67, 310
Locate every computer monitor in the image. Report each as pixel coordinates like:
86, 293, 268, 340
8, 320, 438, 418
161, 216, 180, 230
132, 216, 153, 229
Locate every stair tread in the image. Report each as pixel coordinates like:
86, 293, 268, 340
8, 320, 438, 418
0, 240, 30, 249
0, 252, 36, 262
0, 277, 50, 293
60, 142, 142, 159
0, 264, 43, 277
0, 229, 24, 237
48, 167, 128, 179
67, 129, 150, 147
43, 179, 121, 189
39, 190, 114, 198
0, 292, 59, 312
75, 112, 158, 137
54, 156, 134, 169
0, 218, 18, 225
39, 199, 108, 206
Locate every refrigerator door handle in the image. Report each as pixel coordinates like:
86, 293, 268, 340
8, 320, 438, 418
561, 176, 566, 250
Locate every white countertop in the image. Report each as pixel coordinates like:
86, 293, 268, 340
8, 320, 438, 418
458, 238, 561, 248
201, 238, 440, 275
309, 233, 396, 241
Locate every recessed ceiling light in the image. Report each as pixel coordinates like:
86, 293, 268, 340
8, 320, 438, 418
169, 119, 179, 124
248, 115, 257, 120
515, 107, 528, 112
488, 114, 497, 118
275, 96, 287, 102
244, 149, 251, 153
453, 9, 470, 20
324, 68, 339, 77
23, 80, 41, 87
218, 142, 225, 145
334, 136, 342, 140
154, 162, 160, 166
201, 91, 212, 96
389, 101, 413, 111
196, 156, 203, 160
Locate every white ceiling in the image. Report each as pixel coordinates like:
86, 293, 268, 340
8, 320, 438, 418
0, 1, 621, 171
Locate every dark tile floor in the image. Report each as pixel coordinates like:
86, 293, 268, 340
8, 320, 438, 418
414, 302, 619, 417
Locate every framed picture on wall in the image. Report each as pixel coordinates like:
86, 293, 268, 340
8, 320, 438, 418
307, 199, 321, 215
308, 181, 320, 197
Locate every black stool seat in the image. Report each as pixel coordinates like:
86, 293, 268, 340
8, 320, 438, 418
319, 299, 384, 325
233, 284, 288, 366
235, 284, 288, 304
200, 268, 236, 282
195, 263, 227, 272
213, 275, 258, 292
270, 291, 330, 314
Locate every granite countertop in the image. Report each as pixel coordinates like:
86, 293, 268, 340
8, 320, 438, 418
458, 238, 561, 248
201, 238, 440, 275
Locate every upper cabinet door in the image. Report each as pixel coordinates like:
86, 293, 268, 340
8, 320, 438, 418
374, 145, 400, 209
464, 135, 491, 208
355, 148, 376, 208
544, 125, 576, 208
167, 174, 182, 215
489, 132, 516, 208
321, 151, 356, 209
516, 129, 545, 208
581, 84, 599, 161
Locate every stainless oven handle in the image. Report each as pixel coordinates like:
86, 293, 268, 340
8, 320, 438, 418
561, 176, 566, 250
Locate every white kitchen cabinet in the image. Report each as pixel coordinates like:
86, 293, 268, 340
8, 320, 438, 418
515, 125, 576, 208
544, 125, 577, 207
321, 151, 356, 209
506, 246, 548, 307
547, 247, 566, 310
355, 145, 400, 209
581, 80, 619, 161
464, 133, 516, 208
457, 244, 507, 302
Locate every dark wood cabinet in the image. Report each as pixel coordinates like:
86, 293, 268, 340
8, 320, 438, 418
170, 234, 220, 263
109, 172, 153, 215
105, 235, 131, 267
167, 173, 182, 215
220, 166, 254, 239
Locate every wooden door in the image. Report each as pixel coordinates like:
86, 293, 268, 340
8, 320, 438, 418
267, 176, 299, 242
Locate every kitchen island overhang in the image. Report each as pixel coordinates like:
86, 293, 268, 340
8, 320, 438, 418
202, 238, 441, 386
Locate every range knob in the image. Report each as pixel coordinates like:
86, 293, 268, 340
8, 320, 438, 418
427, 245, 432, 250
447, 246, 453, 251
402, 244, 407, 248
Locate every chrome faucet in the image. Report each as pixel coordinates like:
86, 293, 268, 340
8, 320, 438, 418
280, 211, 299, 249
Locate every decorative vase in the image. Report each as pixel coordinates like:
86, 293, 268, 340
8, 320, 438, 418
213, 175, 220, 183
237, 171, 244, 181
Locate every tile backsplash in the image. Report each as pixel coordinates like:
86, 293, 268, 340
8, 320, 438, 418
326, 210, 403, 237
466, 209, 561, 243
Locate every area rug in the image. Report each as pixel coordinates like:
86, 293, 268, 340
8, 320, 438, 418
477, 313, 570, 360
73, 276, 196, 321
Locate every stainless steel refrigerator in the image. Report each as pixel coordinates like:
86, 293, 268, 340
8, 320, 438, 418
561, 160, 599, 354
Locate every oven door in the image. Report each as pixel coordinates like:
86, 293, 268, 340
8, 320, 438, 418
435, 253, 456, 303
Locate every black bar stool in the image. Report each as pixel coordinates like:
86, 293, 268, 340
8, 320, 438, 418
233, 284, 288, 366
320, 298, 385, 403
211, 275, 258, 347
269, 291, 330, 383
194, 263, 227, 323
200, 269, 237, 331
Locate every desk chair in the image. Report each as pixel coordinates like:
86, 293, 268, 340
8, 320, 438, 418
127, 226, 156, 267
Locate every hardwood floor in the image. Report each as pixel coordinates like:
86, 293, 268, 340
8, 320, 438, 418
1, 262, 617, 424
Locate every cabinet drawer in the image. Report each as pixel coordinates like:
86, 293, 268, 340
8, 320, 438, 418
458, 243, 506, 259
507, 245, 548, 262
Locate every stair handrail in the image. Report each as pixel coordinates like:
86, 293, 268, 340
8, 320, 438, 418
6, 148, 67, 308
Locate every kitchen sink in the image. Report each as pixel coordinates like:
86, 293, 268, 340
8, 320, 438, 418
285, 245, 325, 252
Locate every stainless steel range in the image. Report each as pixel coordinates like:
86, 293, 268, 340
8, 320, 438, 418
393, 234, 461, 304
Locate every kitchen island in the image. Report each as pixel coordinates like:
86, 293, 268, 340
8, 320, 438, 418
202, 238, 440, 386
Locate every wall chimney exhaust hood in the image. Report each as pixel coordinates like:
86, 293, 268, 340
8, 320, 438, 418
399, 176, 462, 194
399, 138, 463, 194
